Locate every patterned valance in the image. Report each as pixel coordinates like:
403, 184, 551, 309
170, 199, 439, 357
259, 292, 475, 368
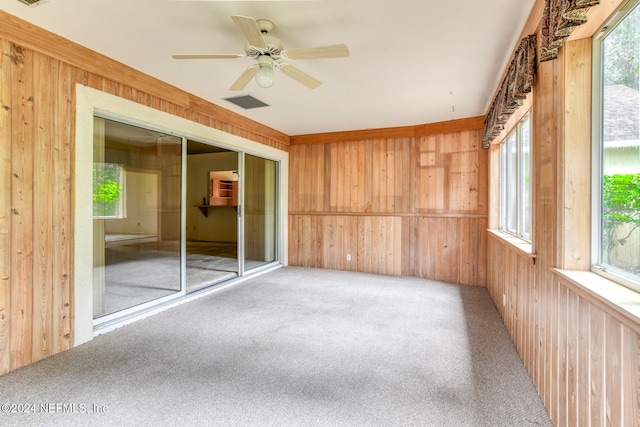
540, 0, 600, 62
482, 35, 537, 148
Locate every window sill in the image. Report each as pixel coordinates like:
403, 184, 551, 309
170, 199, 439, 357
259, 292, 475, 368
552, 269, 640, 334
487, 229, 535, 260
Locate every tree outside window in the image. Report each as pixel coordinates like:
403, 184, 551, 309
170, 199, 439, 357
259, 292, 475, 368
93, 163, 124, 218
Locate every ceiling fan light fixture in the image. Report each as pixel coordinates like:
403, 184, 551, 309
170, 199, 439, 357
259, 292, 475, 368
255, 55, 274, 88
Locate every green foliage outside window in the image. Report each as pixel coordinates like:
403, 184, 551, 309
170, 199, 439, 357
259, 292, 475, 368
93, 163, 123, 217
603, 173, 640, 272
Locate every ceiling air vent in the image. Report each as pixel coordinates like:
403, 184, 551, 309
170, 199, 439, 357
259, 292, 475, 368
223, 95, 269, 110
18, 0, 44, 5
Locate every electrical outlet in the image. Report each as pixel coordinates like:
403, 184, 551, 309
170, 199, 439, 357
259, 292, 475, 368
346, 254, 351, 261
503, 294, 506, 306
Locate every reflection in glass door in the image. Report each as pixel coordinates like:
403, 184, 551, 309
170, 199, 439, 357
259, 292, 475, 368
93, 118, 182, 319
244, 154, 278, 271
185, 141, 239, 291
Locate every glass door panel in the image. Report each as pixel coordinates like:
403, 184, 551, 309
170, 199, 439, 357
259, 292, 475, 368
244, 154, 277, 271
185, 141, 239, 291
93, 118, 182, 318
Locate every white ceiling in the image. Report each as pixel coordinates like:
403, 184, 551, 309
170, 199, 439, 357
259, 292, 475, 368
2, 0, 535, 136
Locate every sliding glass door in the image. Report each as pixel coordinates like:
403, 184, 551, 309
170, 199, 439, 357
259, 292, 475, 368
243, 154, 278, 271
93, 118, 182, 319
92, 118, 280, 323
185, 141, 239, 291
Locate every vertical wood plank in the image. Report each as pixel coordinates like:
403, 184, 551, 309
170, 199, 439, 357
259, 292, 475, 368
357, 141, 365, 213
557, 284, 568, 427
377, 216, 385, 274
459, 218, 470, 285
300, 145, 307, 210
288, 146, 298, 211
356, 216, 365, 272
317, 215, 325, 267
577, 296, 590, 427
342, 142, 351, 212
386, 139, 394, 213
377, 139, 386, 213
0, 39, 12, 374
301, 215, 311, 267
331, 144, 345, 212
304, 145, 312, 212
335, 215, 345, 270
363, 216, 372, 273
621, 325, 639, 427
605, 316, 622, 427
393, 216, 402, 275
424, 217, 436, 279
317, 144, 326, 212
395, 139, 404, 213
567, 291, 578, 427
364, 140, 372, 212
544, 278, 556, 422
348, 215, 358, 272
477, 218, 487, 286
349, 141, 358, 213
10, 42, 34, 370
383, 217, 391, 275
561, 39, 592, 270
31, 52, 53, 362
401, 216, 415, 277
590, 305, 605, 426
288, 214, 297, 265
371, 139, 380, 213
436, 134, 447, 213
477, 131, 490, 216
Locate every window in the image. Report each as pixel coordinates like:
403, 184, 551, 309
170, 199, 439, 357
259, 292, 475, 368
93, 162, 125, 218
499, 112, 532, 241
593, 1, 640, 290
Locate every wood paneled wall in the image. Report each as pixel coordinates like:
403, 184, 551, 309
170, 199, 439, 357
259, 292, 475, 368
487, 236, 639, 426
0, 11, 288, 375
486, 1, 640, 425
288, 123, 488, 285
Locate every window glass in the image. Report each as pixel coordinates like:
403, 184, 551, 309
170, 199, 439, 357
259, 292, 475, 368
520, 115, 532, 241
506, 132, 518, 233
499, 112, 532, 241
597, 2, 640, 286
500, 142, 507, 228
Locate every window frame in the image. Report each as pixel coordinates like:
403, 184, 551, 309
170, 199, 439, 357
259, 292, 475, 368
499, 110, 533, 242
591, 0, 640, 293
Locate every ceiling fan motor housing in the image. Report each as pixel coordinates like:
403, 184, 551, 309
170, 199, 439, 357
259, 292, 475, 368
246, 34, 283, 59
256, 19, 274, 33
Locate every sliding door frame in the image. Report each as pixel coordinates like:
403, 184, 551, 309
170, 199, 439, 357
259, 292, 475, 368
75, 85, 288, 345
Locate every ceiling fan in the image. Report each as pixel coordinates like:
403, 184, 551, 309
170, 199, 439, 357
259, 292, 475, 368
172, 15, 350, 90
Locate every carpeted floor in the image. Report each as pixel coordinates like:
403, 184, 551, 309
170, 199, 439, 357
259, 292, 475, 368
0, 267, 551, 426
101, 241, 269, 314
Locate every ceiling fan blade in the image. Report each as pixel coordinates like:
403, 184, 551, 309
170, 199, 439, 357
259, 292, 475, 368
284, 44, 350, 60
279, 63, 322, 89
172, 54, 244, 59
229, 66, 258, 91
231, 15, 267, 49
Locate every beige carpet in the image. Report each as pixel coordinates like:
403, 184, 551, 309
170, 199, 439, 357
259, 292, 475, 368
0, 267, 551, 426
